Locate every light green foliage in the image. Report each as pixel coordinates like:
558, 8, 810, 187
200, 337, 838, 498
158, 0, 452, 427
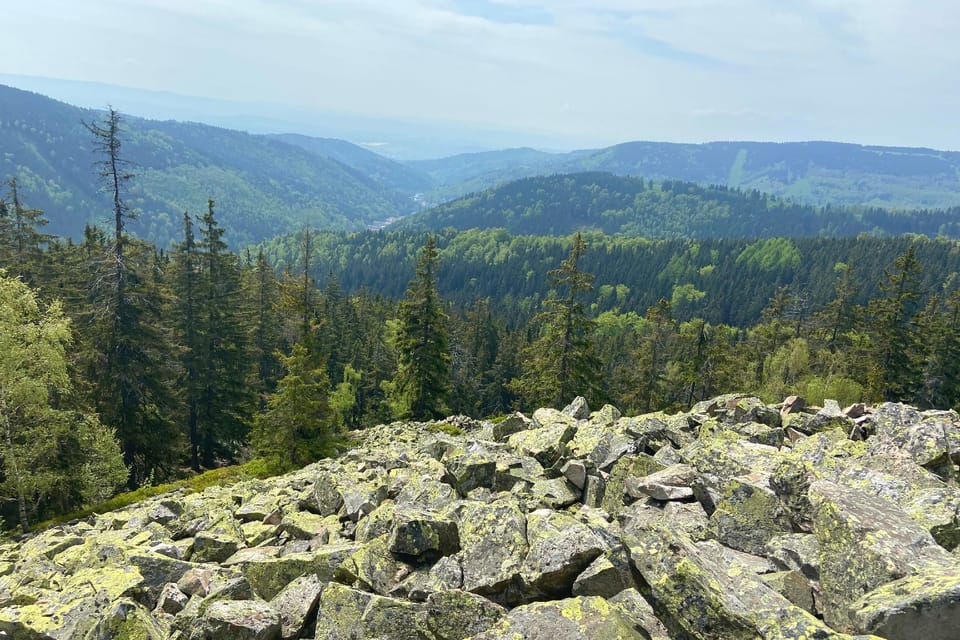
0, 272, 127, 529
736, 238, 802, 272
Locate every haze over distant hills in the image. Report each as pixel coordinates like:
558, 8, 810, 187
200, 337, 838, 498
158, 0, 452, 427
3, 81, 960, 249
413, 141, 960, 211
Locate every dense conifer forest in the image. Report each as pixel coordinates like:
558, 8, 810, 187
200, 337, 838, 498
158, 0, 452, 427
3, 105, 960, 534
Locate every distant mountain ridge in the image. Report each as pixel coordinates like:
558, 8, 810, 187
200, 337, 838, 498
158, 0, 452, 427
413, 140, 960, 210
0, 84, 422, 247
393, 172, 960, 239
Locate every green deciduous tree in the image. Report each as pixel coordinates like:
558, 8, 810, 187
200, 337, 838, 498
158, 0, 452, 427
0, 272, 126, 530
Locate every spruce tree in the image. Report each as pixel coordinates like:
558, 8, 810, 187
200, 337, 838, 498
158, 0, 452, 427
509, 232, 601, 409
83, 108, 180, 485
0, 177, 49, 284
252, 344, 339, 473
866, 243, 925, 402
385, 236, 450, 420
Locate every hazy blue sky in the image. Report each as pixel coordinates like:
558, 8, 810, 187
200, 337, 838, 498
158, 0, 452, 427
2, 0, 958, 151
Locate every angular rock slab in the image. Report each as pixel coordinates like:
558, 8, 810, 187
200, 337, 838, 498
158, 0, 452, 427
469, 595, 646, 640
196, 600, 281, 640
628, 526, 870, 640
455, 498, 528, 604
388, 507, 460, 563
424, 589, 506, 640
521, 509, 606, 599
810, 479, 956, 631
849, 568, 960, 640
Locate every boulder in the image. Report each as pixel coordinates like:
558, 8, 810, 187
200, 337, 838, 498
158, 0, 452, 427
521, 509, 606, 598
507, 420, 577, 468
469, 595, 645, 640
195, 600, 281, 640
455, 498, 528, 604
628, 526, 868, 640
388, 507, 460, 563
625, 463, 697, 501
810, 479, 956, 630
424, 589, 506, 640
707, 472, 793, 555
268, 574, 324, 640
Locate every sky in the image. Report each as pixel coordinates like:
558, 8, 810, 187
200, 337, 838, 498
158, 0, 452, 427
2, 0, 959, 153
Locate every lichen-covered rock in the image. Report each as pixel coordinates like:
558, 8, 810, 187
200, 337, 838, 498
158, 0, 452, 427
191, 530, 243, 563
443, 450, 497, 494
810, 479, 956, 631
315, 583, 428, 640
492, 455, 544, 492
707, 472, 793, 555
626, 463, 697, 501
424, 590, 505, 640
531, 477, 580, 509
155, 582, 189, 614
340, 534, 414, 596
628, 525, 859, 640
684, 430, 786, 481
507, 420, 577, 468
619, 498, 710, 541
90, 598, 170, 640
607, 589, 672, 639
571, 555, 630, 598
393, 555, 463, 602
194, 600, 281, 640
489, 412, 531, 442
600, 454, 666, 518
761, 570, 815, 614
240, 543, 359, 600
268, 574, 324, 640
521, 509, 605, 599
565, 420, 634, 470
468, 595, 645, 640
848, 567, 960, 640
388, 507, 460, 563
455, 498, 528, 604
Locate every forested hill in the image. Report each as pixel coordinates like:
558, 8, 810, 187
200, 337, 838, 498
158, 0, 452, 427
392, 172, 960, 239
411, 140, 960, 210
0, 84, 419, 247
268, 133, 434, 200
260, 228, 960, 328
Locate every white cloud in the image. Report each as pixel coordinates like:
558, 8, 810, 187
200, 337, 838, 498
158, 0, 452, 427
1, 0, 958, 149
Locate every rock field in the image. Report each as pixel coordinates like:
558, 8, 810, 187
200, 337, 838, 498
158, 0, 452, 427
2, 394, 959, 639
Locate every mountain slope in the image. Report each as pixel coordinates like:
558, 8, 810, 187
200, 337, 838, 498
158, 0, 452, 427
391, 172, 960, 239
268, 133, 435, 203
0, 84, 407, 247
412, 141, 960, 210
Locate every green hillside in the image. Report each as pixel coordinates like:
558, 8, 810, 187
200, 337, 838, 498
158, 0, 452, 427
392, 172, 960, 238
0, 84, 409, 247
411, 140, 960, 210
268, 133, 434, 206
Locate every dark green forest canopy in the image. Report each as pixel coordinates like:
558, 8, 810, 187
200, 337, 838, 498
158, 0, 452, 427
259, 228, 960, 328
393, 172, 960, 239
